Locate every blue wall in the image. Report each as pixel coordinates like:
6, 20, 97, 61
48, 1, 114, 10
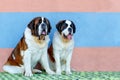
0, 12, 120, 48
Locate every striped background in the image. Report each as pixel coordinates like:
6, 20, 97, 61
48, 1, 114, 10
0, 0, 120, 72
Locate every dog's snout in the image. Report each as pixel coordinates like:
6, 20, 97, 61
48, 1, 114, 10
68, 28, 72, 33
41, 23, 46, 30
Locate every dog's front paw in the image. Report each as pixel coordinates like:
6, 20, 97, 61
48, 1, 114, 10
25, 71, 33, 77
47, 70, 55, 75
66, 71, 72, 75
56, 70, 61, 75
32, 69, 42, 74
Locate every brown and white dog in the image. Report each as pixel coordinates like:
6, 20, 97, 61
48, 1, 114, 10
48, 20, 76, 75
3, 17, 54, 76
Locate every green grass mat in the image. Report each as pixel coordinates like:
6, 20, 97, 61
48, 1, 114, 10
0, 71, 120, 80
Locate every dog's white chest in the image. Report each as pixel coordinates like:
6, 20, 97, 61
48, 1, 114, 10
31, 49, 42, 66
60, 49, 68, 59
28, 38, 46, 49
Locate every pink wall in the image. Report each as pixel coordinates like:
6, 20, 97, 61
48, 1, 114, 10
0, 0, 120, 12
72, 48, 120, 71
1, 48, 120, 72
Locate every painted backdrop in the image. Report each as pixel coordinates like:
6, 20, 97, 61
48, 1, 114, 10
0, 0, 120, 71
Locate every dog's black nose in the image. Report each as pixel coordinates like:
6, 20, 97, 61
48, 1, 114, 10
68, 28, 72, 33
41, 23, 46, 30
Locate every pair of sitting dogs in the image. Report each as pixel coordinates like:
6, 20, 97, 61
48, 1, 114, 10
3, 17, 76, 76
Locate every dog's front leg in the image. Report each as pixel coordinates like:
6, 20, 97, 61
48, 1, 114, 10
23, 50, 33, 76
40, 50, 55, 74
54, 49, 61, 75
65, 50, 73, 74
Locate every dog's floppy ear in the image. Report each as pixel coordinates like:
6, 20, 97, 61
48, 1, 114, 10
28, 19, 35, 35
47, 20, 52, 35
28, 20, 34, 30
56, 20, 63, 33
71, 21, 76, 33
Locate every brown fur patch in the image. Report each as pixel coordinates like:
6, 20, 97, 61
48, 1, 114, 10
5, 36, 28, 66
34, 18, 40, 25
33, 35, 45, 44
35, 62, 44, 71
62, 38, 70, 43
62, 36, 71, 43
48, 44, 55, 62
39, 35, 45, 40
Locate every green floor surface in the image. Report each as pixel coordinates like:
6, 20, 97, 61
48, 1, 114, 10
0, 71, 120, 80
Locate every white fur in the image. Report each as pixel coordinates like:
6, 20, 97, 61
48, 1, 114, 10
66, 20, 71, 25
3, 27, 54, 76
52, 32, 74, 75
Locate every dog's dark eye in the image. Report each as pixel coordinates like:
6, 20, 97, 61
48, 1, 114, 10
61, 23, 68, 30
38, 18, 42, 23
62, 23, 68, 27
44, 19, 49, 25
43, 19, 46, 23
36, 23, 40, 28
44, 19, 48, 24
70, 24, 74, 28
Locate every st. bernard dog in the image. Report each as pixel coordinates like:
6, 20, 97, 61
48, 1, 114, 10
48, 20, 76, 75
3, 17, 54, 76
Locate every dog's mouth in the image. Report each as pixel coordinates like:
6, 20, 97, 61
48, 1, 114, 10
38, 31, 47, 40
63, 34, 72, 40
41, 30, 47, 35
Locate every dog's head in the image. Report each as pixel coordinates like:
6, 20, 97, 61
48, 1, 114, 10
28, 17, 51, 40
56, 20, 76, 41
